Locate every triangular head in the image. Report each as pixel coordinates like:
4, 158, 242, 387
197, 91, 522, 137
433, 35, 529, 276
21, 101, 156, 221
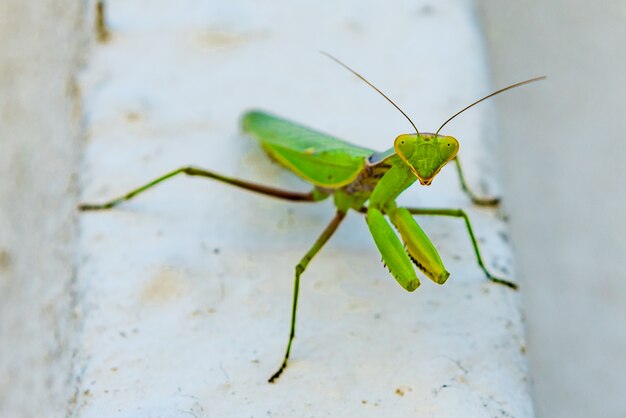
394, 133, 459, 186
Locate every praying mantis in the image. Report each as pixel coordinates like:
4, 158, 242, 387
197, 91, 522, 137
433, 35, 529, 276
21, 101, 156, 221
79, 53, 544, 382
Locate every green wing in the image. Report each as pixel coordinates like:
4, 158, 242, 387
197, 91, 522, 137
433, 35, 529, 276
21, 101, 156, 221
242, 110, 374, 188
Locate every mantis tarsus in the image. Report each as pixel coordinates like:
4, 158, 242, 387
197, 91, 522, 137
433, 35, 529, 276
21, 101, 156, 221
79, 53, 544, 383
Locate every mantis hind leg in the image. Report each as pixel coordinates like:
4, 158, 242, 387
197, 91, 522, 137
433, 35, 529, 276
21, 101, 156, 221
268, 210, 346, 383
405, 207, 518, 290
453, 157, 500, 207
79, 166, 326, 211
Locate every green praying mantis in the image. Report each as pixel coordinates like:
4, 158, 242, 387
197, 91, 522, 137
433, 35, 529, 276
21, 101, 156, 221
79, 53, 544, 382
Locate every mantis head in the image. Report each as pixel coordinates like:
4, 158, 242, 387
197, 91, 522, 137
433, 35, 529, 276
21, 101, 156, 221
394, 133, 459, 185
321, 52, 545, 185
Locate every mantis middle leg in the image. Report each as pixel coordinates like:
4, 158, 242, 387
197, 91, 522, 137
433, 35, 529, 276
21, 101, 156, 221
405, 207, 518, 289
268, 210, 346, 383
452, 157, 500, 207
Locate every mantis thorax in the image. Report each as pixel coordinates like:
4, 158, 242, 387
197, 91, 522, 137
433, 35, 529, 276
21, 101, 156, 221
394, 133, 459, 185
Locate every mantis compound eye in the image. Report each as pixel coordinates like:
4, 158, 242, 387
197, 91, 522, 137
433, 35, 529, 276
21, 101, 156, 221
394, 134, 417, 160
437, 135, 459, 162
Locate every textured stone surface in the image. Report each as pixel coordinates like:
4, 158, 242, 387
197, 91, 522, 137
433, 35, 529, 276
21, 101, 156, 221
0, 1, 83, 417
73, 1, 531, 416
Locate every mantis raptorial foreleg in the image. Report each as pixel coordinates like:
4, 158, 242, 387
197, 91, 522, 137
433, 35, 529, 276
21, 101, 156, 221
452, 157, 500, 207
79, 166, 326, 211
387, 206, 450, 285
405, 207, 517, 289
365, 208, 420, 292
268, 210, 346, 383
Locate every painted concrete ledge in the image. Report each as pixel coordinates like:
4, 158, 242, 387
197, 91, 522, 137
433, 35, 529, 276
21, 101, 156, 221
73, 1, 532, 416
0, 1, 82, 417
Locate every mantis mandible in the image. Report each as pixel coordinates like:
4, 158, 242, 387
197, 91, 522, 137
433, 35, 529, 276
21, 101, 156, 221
79, 53, 544, 383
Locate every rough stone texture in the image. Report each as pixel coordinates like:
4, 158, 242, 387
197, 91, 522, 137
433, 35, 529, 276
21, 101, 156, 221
0, 1, 83, 417
72, 1, 532, 416
479, 2, 626, 417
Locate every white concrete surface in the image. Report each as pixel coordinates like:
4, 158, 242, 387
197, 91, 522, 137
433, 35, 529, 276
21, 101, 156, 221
479, 2, 626, 417
0, 0, 535, 416
0, 1, 83, 417
73, 1, 532, 416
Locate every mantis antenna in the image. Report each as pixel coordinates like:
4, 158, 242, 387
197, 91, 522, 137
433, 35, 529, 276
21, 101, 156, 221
435, 76, 546, 136
321, 51, 420, 135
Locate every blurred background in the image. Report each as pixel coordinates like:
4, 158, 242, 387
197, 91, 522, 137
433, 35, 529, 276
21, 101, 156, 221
1, 1, 624, 417
479, 1, 626, 417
